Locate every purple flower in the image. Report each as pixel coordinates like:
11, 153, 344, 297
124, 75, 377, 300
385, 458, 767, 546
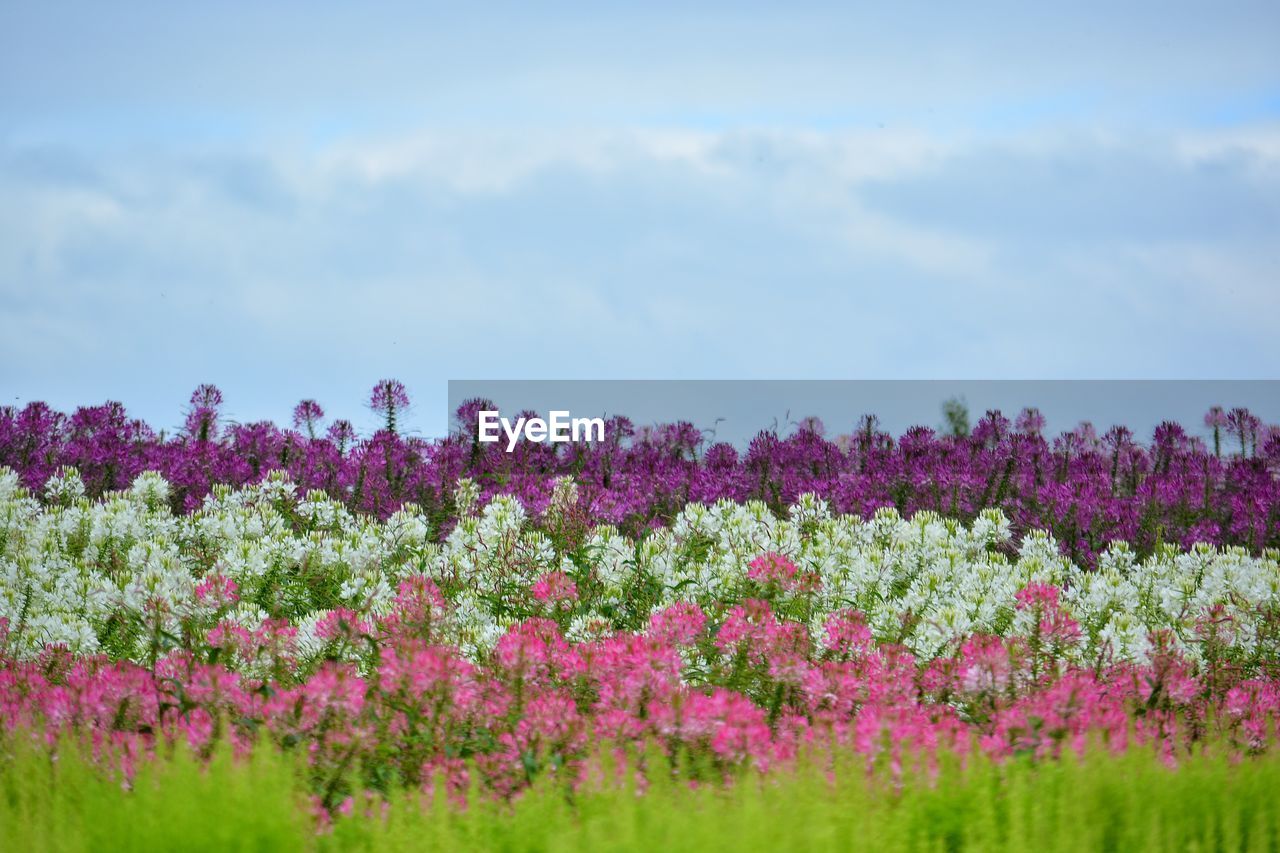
369, 380, 410, 434
184, 384, 224, 444
2, 388, 1277, 564
327, 419, 356, 451
292, 400, 326, 439
1015, 407, 1046, 437
1227, 408, 1262, 457
190, 384, 224, 410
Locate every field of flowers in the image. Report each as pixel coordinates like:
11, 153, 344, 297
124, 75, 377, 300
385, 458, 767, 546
2, 384, 1279, 849
4, 383, 1278, 563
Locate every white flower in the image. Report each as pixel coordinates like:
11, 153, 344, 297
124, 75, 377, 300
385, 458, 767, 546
3, 468, 1277, 669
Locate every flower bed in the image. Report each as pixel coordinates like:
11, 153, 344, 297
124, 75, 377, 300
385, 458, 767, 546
3, 392, 1278, 846
3, 386, 1278, 564
3, 473, 1279, 816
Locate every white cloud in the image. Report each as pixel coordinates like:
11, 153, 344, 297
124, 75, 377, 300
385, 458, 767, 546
1, 123, 1277, 433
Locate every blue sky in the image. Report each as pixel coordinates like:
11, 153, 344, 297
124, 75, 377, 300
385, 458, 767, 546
2, 2, 1278, 437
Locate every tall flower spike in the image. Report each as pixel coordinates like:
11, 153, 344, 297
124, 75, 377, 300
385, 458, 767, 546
189, 384, 223, 410
1226, 408, 1260, 458
292, 399, 325, 440
369, 379, 410, 434
1205, 406, 1227, 458
1015, 407, 1046, 437
327, 419, 356, 452
185, 383, 224, 443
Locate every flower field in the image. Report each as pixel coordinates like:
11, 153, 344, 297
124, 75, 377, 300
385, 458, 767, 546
4, 384, 1278, 563
2, 385, 1280, 849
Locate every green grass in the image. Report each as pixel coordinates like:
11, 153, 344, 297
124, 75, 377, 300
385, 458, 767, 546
2, 736, 1278, 852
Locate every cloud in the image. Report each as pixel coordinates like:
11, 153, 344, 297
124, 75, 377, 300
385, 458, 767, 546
1, 124, 1278, 434
856, 135, 1280, 244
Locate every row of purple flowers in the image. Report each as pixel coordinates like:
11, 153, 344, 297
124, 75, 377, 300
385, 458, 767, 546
3, 382, 1277, 564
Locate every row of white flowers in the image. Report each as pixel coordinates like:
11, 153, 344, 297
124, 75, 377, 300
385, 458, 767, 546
3, 467, 1278, 668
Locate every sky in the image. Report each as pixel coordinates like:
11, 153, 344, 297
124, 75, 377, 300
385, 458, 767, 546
2, 1, 1279, 438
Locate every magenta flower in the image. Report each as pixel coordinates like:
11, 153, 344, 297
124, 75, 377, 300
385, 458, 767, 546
369, 379, 410, 434
1205, 406, 1228, 458
189, 384, 224, 410
1015, 407, 1046, 437
327, 419, 356, 450
292, 399, 325, 439
184, 383, 224, 443
1226, 407, 1261, 457
531, 570, 578, 605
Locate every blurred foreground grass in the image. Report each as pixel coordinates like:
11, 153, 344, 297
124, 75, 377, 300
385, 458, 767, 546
2, 736, 1277, 852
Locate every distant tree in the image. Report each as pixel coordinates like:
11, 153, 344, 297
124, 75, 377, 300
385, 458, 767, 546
941, 396, 971, 438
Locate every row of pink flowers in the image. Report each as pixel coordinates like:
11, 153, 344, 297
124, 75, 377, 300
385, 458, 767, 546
2, 571, 1277, 813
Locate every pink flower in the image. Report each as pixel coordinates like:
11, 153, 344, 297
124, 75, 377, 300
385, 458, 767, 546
648, 602, 706, 647
315, 609, 371, 643
822, 610, 874, 659
1015, 583, 1081, 649
194, 574, 240, 609
747, 552, 820, 594
531, 571, 578, 604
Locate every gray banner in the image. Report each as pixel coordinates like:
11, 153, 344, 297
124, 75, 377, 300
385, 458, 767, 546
447, 380, 1280, 447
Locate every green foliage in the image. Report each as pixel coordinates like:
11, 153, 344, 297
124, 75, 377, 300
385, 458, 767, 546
941, 396, 972, 438
0, 735, 308, 852
4, 735, 1280, 852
